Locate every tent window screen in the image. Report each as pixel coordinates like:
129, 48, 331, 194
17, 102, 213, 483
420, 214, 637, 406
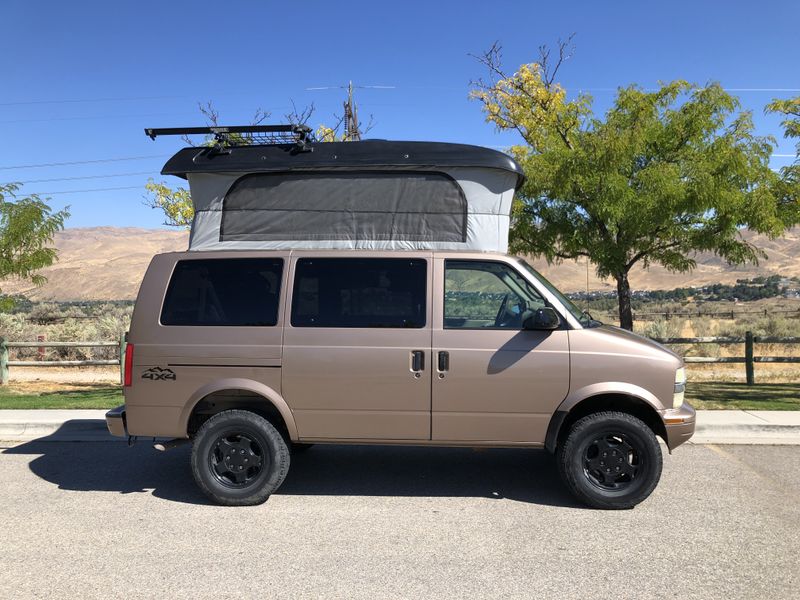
220, 171, 467, 242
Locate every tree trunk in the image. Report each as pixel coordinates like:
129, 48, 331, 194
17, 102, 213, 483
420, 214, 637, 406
615, 271, 634, 331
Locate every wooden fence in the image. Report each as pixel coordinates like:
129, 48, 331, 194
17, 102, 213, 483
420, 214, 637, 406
607, 307, 800, 321
0, 337, 126, 385
0, 332, 798, 387
651, 332, 800, 385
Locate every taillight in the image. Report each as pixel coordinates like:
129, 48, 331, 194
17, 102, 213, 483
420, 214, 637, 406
124, 343, 134, 387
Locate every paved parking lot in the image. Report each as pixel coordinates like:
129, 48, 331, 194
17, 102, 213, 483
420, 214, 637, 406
1, 441, 798, 599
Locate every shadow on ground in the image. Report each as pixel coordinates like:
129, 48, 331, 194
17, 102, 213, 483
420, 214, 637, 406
3, 420, 581, 508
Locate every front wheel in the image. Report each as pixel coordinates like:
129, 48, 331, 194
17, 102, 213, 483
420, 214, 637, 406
191, 410, 290, 506
557, 411, 662, 509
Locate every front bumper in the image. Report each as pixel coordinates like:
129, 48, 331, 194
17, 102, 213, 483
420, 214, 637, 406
106, 405, 128, 438
662, 402, 696, 450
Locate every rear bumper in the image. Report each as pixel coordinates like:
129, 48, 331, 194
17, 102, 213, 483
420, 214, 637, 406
663, 402, 696, 450
105, 405, 128, 438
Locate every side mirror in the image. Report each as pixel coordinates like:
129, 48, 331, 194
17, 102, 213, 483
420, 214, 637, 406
523, 307, 561, 331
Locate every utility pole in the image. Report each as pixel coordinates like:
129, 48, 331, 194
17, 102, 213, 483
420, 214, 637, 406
306, 81, 394, 141
343, 81, 361, 141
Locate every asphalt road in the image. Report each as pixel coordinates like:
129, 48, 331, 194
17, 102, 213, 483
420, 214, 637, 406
0, 441, 798, 600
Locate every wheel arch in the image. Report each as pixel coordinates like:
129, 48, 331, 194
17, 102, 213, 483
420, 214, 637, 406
545, 385, 667, 453
179, 378, 298, 441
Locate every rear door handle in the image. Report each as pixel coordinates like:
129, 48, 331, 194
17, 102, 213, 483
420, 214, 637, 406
411, 350, 425, 372
438, 351, 450, 372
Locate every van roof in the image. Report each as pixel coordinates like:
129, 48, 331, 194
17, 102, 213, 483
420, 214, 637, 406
158, 139, 524, 185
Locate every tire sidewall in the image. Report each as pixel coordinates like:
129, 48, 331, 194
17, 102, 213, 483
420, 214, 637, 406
561, 413, 662, 509
191, 411, 290, 505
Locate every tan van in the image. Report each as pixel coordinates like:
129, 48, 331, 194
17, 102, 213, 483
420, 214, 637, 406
107, 127, 695, 509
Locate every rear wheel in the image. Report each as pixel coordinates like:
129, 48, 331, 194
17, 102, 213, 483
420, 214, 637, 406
191, 410, 290, 506
557, 411, 662, 509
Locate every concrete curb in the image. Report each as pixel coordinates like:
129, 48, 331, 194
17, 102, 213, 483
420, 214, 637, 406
1, 409, 800, 444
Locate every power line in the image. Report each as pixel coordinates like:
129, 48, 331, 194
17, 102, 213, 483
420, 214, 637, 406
17, 171, 153, 184
0, 112, 186, 124
0, 154, 170, 170
0, 95, 183, 107
26, 185, 144, 196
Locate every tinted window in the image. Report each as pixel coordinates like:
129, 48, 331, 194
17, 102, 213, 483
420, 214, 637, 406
291, 258, 427, 328
444, 260, 546, 329
161, 258, 283, 326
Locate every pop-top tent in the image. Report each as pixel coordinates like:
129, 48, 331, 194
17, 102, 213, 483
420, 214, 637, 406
148, 125, 524, 253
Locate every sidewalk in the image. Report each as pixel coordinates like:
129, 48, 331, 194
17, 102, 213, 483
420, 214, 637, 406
1, 409, 799, 444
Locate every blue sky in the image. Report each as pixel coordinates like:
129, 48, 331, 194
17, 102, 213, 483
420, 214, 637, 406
1, 0, 798, 229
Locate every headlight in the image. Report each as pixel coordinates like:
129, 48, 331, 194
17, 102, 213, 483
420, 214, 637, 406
673, 367, 686, 408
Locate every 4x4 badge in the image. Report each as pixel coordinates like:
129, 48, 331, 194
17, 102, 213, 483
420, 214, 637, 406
141, 367, 176, 381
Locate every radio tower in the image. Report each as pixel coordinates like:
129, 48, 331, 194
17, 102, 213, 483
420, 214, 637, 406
343, 81, 361, 141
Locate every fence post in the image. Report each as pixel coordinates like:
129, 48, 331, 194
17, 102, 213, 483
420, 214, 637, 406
0, 338, 8, 385
118, 333, 126, 385
37, 334, 46, 362
745, 330, 754, 386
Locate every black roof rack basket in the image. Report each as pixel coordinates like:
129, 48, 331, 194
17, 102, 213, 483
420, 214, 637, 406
145, 124, 313, 151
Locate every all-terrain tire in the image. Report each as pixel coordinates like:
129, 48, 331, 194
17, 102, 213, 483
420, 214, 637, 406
557, 411, 662, 509
191, 410, 290, 506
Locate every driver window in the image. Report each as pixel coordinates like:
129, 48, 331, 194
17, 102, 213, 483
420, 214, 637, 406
444, 260, 546, 329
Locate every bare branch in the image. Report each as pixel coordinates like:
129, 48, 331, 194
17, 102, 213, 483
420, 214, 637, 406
541, 33, 575, 87
285, 100, 316, 126
250, 107, 270, 125
180, 101, 221, 146
468, 41, 510, 88
361, 113, 376, 136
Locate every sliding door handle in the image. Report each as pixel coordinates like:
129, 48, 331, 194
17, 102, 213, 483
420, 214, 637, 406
411, 350, 425, 372
438, 351, 450, 372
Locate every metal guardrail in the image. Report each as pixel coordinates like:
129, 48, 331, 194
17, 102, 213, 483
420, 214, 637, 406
0, 337, 126, 385
651, 331, 800, 385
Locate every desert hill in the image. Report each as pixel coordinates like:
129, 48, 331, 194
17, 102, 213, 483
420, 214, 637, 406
1, 226, 799, 301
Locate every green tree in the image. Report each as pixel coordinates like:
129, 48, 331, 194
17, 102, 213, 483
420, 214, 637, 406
767, 95, 800, 201
471, 41, 799, 329
0, 183, 69, 309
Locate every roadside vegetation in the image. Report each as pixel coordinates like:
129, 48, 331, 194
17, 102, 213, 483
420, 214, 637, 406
685, 382, 800, 410
0, 382, 122, 409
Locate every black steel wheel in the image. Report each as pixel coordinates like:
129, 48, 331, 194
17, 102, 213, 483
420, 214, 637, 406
209, 433, 267, 488
557, 411, 662, 509
582, 433, 642, 491
191, 410, 290, 506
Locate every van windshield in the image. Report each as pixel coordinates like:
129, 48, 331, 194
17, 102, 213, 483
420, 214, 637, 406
516, 258, 599, 327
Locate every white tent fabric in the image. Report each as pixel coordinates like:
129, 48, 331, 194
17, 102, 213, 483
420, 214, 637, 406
186, 166, 517, 253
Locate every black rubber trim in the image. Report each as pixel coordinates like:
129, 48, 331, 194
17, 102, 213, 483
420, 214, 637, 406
545, 409, 568, 453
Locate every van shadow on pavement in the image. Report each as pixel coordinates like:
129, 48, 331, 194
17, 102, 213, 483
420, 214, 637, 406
3, 420, 582, 508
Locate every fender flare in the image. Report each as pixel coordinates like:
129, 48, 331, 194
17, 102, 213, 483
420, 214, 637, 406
179, 377, 298, 441
544, 382, 665, 453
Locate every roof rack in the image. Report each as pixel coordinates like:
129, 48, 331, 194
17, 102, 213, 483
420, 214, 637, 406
144, 124, 313, 152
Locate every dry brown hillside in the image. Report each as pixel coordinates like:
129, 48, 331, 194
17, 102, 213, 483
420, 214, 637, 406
1, 226, 799, 301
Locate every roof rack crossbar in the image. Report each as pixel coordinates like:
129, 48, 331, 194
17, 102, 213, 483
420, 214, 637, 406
145, 124, 313, 151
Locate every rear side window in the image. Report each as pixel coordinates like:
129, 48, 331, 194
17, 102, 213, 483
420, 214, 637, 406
161, 258, 283, 326
291, 258, 427, 328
